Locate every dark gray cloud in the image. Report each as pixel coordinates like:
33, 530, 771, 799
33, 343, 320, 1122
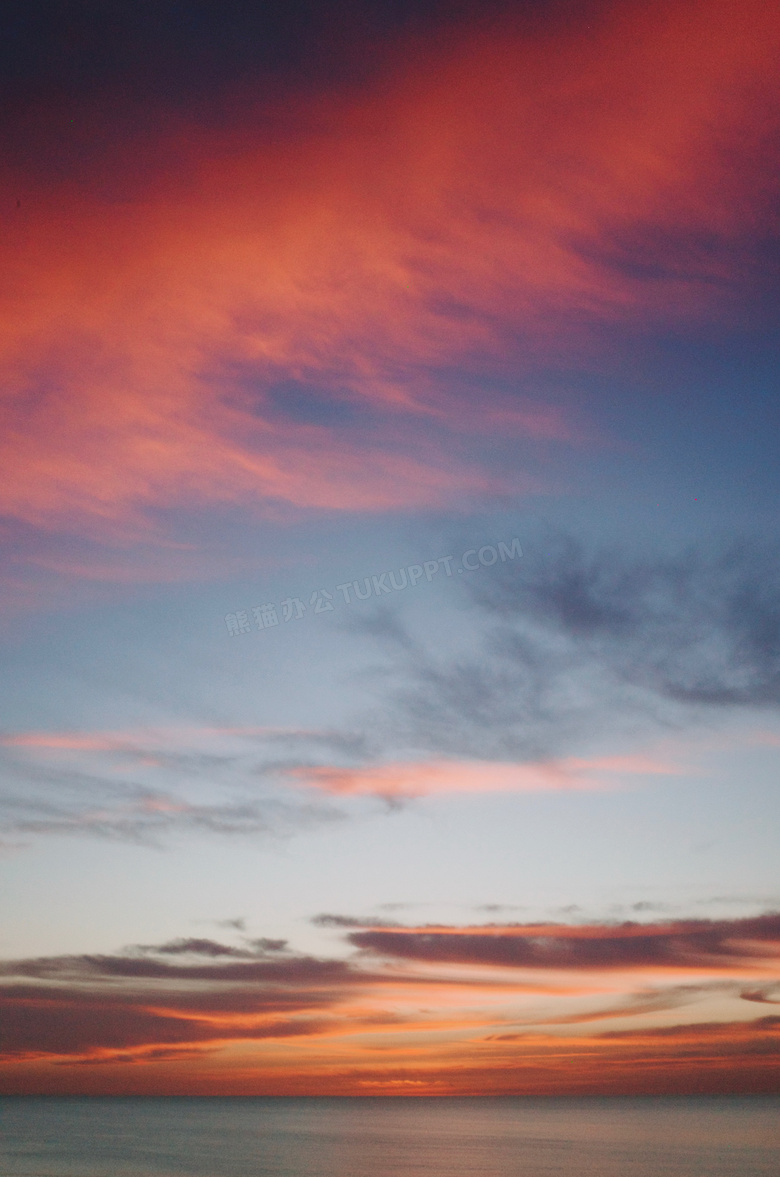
0, 991, 333, 1057
135, 938, 262, 958
0, 936, 373, 1057
134, 935, 289, 957
311, 913, 401, 929
356, 533, 780, 761
0, 950, 358, 986
347, 912, 780, 971
249, 938, 289, 953
477, 535, 780, 707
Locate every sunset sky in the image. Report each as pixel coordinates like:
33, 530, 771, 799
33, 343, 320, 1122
1, 0, 779, 1096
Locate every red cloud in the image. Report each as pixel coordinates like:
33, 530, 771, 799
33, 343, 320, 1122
1, 0, 779, 546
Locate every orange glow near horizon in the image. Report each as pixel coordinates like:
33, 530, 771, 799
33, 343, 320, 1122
2, 910, 779, 1095
4, 1014, 779, 1097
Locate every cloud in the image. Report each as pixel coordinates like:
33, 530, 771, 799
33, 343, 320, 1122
515, 982, 748, 1027
0, 994, 333, 1058
0, 941, 366, 1058
0, 725, 356, 846
597, 1016, 780, 1042
135, 938, 264, 958
311, 914, 401, 929
0, 950, 358, 986
134, 936, 289, 957
347, 913, 780, 972
59, 1046, 219, 1067
357, 535, 780, 764
0, 779, 339, 847
2, 915, 780, 1092
249, 939, 289, 954
741, 986, 780, 1005
1, 563, 775, 845
294, 754, 683, 798
476, 535, 780, 709
1, 0, 779, 565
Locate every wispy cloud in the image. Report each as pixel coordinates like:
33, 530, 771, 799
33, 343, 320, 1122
5, 533, 780, 844
476, 535, 780, 710
294, 754, 683, 798
0, 715, 694, 846
0, 726, 353, 846
3, 532, 780, 850
353, 534, 780, 764
345, 913, 780, 973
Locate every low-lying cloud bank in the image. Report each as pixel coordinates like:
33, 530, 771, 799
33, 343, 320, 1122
1, 913, 778, 1094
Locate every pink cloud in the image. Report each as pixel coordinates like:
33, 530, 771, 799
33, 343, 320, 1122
293, 754, 686, 798
1, 0, 778, 549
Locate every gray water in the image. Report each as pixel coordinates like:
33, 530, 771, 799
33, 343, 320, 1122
0, 1097, 778, 1177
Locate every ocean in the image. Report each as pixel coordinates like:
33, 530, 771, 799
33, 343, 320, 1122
0, 1096, 778, 1177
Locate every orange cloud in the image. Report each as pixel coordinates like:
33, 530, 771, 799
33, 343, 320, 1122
1, 0, 778, 546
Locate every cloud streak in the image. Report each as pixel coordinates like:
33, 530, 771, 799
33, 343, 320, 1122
346, 913, 780, 973
356, 534, 780, 765
0, 725, 353, 846
0, 717, 692, 846
294, 754, 683, 798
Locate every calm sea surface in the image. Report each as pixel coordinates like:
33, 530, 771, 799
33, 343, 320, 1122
0, 1096, 778, 1177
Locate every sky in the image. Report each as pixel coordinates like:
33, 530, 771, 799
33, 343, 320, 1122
1, 0, 779, 1096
